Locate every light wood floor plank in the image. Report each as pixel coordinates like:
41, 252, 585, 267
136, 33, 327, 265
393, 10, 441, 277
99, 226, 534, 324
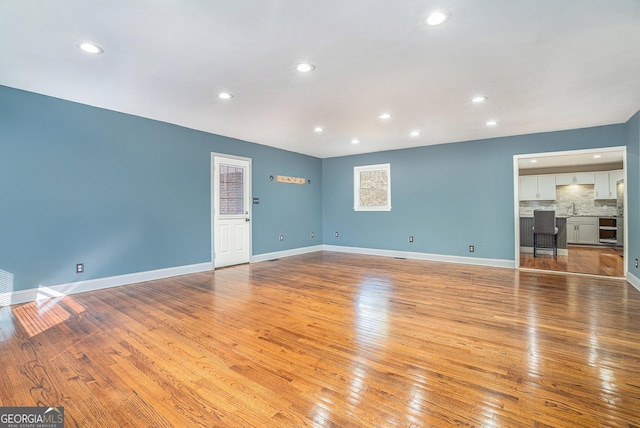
520, 245, 625, 277
1, 251, 640, 427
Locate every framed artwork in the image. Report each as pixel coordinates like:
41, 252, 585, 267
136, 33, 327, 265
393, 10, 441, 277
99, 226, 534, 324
354, 163, 391, 211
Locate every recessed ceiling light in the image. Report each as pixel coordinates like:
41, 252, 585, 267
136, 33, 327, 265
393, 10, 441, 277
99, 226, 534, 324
218, 92, 233, 100
410, 130, 421, 137
78, 42, 103, 54
593, 154, 602, 159
486, 120, 498, 126
378, 113, 392, 120
296, 63, 315, 73
426, 11, 449, 26
351, 139, 359, 144
530, 159, 538, 163
472, 96, 487, 103
314, 127, 323, 133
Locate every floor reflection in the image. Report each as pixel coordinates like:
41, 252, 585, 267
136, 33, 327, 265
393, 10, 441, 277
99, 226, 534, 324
354, 276, 391, 347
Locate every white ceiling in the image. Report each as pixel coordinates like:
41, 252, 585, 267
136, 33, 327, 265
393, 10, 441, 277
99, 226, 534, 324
1, 1, 639, 159
518, 148, 624, 170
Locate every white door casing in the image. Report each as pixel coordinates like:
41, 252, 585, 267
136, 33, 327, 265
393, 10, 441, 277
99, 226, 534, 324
212, 154, 251, 268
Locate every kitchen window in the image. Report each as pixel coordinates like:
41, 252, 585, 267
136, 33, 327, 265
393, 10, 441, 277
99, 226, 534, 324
354, 163, 391, 211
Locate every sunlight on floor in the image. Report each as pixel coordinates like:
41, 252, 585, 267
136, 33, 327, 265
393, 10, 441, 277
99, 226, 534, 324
12, 289, 87, 337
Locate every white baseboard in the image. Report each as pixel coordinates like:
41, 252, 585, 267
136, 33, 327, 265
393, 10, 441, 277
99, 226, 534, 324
4, 247, 633, 307
251, 245, 323, 263
627, 272, 640, 293
322, 245, 515, 269
1, 262, 213, 307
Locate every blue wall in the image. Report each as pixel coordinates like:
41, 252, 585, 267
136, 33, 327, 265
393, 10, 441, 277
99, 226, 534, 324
0, 86, 322, 292
2, 84, 638, 295
626, 111, 640, 277
322, 124, 629, 262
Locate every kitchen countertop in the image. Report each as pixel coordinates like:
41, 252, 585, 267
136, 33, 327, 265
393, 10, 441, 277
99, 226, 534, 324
568, 215, 619, 217
521, 216, 568, 219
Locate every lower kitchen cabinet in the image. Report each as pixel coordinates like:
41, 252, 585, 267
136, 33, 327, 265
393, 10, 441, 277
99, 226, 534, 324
566, 217, 598, 245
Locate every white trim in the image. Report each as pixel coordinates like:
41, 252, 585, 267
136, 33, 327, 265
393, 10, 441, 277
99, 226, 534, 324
513, 146, 627, 275
5, 249, 633, 307
251, 245, 324, 263
622, 150, 628, 277
627, 272, 640, 293
513, 155, 521, 268
322, 245, 515, 269
0, 262, 212, 307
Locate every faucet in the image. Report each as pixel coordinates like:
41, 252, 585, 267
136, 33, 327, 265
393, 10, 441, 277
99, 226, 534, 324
570, 202, 577, 216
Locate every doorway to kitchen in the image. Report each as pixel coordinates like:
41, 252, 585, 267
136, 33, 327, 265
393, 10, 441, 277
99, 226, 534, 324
514, 147, 627, 278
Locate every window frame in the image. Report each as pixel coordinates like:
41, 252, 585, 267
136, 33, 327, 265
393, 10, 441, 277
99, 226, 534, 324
218, 163, 245, 217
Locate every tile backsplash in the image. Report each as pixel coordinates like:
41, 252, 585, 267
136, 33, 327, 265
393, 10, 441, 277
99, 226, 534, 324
519, 184, 618, 217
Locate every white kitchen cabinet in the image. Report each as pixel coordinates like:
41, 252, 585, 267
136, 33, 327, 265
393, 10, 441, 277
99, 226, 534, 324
555, 173, 595, 186
537, 175, 557, 200
609, 170, 624, 196
594, 172, 610, 199
519, 175, 556, 201
555, 174, 571, 186
519, 176, 538, 200
594, 170, 624, 199
566, 217, 598, 244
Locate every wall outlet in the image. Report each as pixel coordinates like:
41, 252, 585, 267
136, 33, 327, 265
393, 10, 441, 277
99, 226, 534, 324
636, 258, 639, 268
469, 245, 475, 253
279, 234, 284, 241
409, 235, 414, 243
76, 263, 84, 274
335, 232, 339, 237
310, 232, 314, 238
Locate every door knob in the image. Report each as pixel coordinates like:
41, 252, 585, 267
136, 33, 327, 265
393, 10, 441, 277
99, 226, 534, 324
245, 218, 250, 222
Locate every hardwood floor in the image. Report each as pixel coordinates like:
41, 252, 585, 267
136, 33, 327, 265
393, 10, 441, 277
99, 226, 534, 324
1, 252, 640, 427
520, 245, 625, 277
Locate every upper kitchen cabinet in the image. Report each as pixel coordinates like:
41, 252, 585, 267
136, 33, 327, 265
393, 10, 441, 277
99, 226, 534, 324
555, 173, 595, 186
594, 172, 610, 199
609, 169, 624, 195
519, 175, 556, 201
594, 169, 624, 200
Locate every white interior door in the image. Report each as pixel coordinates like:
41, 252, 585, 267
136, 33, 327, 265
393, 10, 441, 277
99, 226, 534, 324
213, 155, 251, 268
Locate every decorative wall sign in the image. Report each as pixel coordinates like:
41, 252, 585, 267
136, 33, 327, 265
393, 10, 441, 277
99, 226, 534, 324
276, 175, 306, 185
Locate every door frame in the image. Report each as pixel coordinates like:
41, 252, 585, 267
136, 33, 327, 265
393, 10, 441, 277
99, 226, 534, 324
513, 146, 628, 277
211, 153, 253, 268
